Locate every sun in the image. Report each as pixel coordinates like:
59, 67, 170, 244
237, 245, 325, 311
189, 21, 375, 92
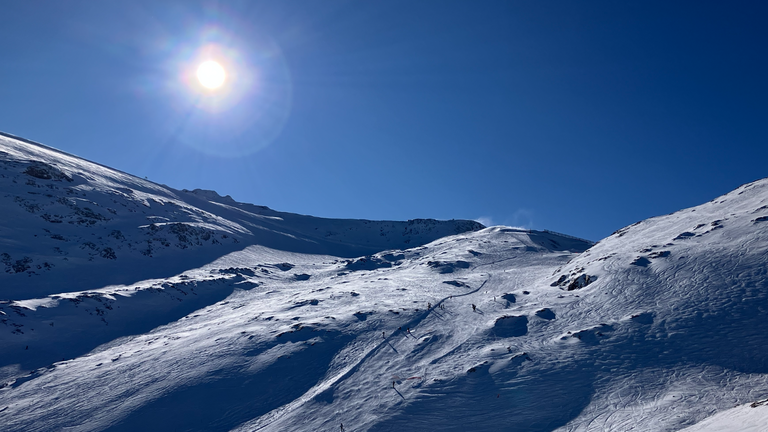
197, 60, 226, 89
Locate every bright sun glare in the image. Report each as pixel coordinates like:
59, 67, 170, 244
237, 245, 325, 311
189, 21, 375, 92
197, 60, 226, 89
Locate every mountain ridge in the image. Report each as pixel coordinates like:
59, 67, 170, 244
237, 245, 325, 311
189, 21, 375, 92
0, 132, 484, 300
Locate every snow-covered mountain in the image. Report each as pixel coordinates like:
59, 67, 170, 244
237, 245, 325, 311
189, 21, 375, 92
1, 132, 767, 432
0, 131, 483, 300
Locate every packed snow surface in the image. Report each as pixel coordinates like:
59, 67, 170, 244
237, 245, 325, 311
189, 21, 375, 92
1, 132, 767, 431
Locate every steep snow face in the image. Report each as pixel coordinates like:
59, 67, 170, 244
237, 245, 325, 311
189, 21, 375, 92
0, 132, 483, 299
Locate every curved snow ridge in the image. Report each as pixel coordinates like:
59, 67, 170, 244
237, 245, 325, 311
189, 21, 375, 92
537, 178, 768, 431
0, 272, 250, 373
0, 132, 175, 199
550, 175, 768, 295
0, 134, 485, 299
0, 244, 345, 375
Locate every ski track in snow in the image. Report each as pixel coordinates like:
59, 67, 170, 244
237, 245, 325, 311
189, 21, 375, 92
1, 133, 768, 431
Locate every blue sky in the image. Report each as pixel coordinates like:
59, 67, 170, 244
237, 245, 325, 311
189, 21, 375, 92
1, 1, 767, 241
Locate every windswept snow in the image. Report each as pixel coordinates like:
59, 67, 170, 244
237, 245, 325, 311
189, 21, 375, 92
1, 132, 767, 431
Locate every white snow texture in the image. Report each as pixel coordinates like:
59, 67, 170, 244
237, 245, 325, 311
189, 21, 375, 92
0, 131, 767, 432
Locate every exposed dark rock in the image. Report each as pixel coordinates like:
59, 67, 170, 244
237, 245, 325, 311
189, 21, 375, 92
674, 232, 696, 240
631, 257, 651, 267
493, 315, 528, 337
648, 251, 670, 259
535, 308, 556, 320
100, 247, 117, 260
426, 260, 471, 274
24, 163, 72, 182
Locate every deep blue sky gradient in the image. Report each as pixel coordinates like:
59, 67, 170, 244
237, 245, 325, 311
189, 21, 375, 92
2, 1, 767, 241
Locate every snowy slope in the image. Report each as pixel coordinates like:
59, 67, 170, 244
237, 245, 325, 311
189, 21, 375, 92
678, 398, 768, 432
0, 227, 591, 431
1, 131, 767, 432
0, 132, 483, 300
542, 178, 768, 431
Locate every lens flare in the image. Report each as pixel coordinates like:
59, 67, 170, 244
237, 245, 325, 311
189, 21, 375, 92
154, 21, 292, 157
